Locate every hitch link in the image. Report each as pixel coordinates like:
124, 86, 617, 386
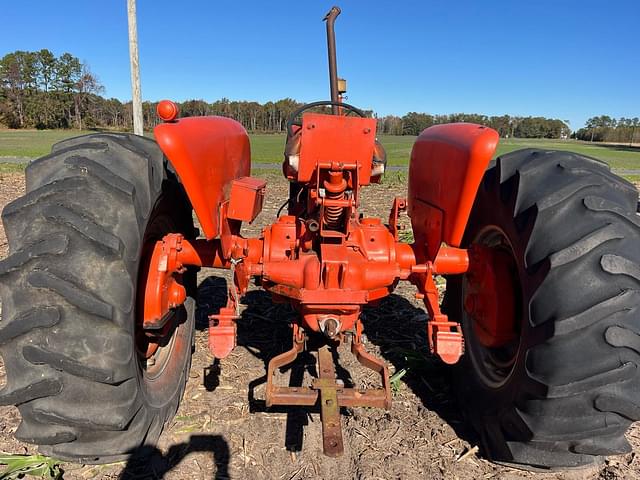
413, 262, 465, 364
265, 320, 391, 456
208, 293, 240, 359
314, 346, 344, 457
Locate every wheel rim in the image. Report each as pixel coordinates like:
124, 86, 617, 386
135, 205, 192, 405
462, 226, 522, 388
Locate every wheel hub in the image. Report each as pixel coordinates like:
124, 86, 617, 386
135, 226, 189, 376
464, 243, 518, 348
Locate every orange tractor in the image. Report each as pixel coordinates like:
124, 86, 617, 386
1, 6, 639, 470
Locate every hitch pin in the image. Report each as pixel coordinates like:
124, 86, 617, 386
229, 257, 243, 316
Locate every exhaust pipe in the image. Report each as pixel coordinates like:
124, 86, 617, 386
323, 6, 341, 115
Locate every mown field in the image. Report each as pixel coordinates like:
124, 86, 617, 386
1, 129, 639, 174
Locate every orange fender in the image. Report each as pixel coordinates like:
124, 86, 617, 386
155, 116, 251, 239
408, 123, 499, 262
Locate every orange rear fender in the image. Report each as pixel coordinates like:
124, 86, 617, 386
154, 116, 251, 240
408, 123, 499, 262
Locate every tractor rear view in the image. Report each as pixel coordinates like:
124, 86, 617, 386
1, 6, 639, 471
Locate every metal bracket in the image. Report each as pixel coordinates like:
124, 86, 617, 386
208, 291, 240, 359
265, 324, 306, 408
387, 197, 407, 241
413, 262, 464, 364
264, 320, 391, 457
313, 346, 344, 456
351, 319, 392, 409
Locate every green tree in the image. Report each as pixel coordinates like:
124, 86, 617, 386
0, 51, 35, 127
401, 112, 434, 135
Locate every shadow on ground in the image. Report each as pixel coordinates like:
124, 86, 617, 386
119, 434, 230, 479
192, 275, 483, 459
361, 294, 482, 453
197, 276, 314, 452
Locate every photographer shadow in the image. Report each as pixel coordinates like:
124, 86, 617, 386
118, 434, 230, 479
361, 293, 481, 449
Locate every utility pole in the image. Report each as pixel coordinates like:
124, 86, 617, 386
127, 0, 143, 136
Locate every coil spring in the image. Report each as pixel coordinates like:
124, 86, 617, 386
324, 189, 345, 230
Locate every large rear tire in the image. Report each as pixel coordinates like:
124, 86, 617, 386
445, 149, 640, 469
0, 134, 195, 463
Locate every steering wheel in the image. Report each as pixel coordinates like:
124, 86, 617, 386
286, 100, 366, 137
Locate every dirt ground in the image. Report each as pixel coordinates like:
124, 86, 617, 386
1, 170, 640, 480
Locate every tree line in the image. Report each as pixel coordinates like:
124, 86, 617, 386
0, 50, 103, 129
1, 50, 636, 143
0, 50, 313, 133
384, 112, 571, 138
574, 115, 639, 144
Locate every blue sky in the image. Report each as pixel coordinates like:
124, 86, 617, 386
1, 0, 638, 129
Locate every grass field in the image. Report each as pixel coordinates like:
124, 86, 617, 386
1, 129, 639, 171
381, 136, 640, 170
0, 129, 96, 158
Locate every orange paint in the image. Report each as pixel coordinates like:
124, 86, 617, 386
150, 105, 488, 366
155, 116, 251, 239
464, 245, 517, 348
408, 123, 499, 261
156, 100, 180, 122
227, 177, 267, 222
297, 113, 376, 184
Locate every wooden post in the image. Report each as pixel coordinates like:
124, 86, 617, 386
127, 0, 143, 136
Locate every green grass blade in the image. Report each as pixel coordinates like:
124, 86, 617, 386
0, 454, 62, 480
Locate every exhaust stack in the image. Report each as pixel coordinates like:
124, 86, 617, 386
323, 6, 341, 115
